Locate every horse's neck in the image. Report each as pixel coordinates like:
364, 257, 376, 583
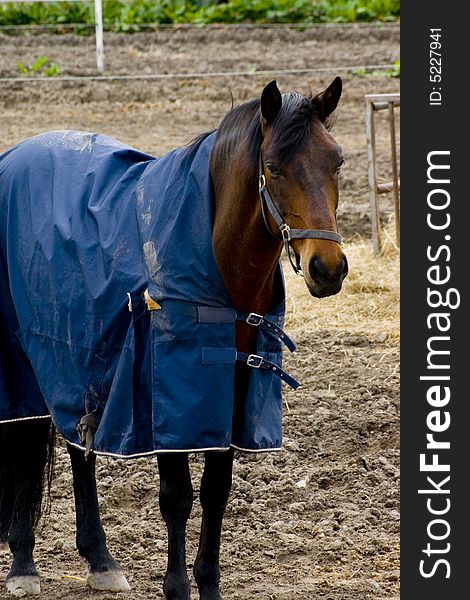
211, 145, 282, 327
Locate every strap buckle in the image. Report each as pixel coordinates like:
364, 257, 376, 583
281, 224, 291, 242
245, 312, 263, 326
259, 173, 266, 190
247, 354, 264, 369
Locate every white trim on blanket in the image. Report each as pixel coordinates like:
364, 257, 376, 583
0, 416, 282, 456
68, 442, 282, 458
230, 444, 282, 453
0, 415, 51, 424
67, 441, 233, 459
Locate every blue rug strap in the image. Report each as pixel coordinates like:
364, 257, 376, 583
197, 306, 296, 353
236, 352, 300, 390
236, 312, 296, 352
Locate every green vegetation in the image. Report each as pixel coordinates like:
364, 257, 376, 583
0, 1, 400, 30
17, 55, 61, 77
355, 59, 400, 78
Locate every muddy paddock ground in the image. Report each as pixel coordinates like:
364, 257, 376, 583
0, 25, 400, 599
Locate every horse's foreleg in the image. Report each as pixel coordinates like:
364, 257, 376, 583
194, 448, 234, 600
157, 453, 193, 600
66, 444, 130, 592
1, 419, 53, 596
6, 480, 40, 597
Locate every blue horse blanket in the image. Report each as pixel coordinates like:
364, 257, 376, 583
0, 131, 294, 456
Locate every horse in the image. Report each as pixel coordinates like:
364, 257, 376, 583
0, 78, 348, 599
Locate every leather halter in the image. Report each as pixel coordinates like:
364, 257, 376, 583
258, 157, 343, 276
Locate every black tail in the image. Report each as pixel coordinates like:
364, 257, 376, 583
0, 419, 55, 544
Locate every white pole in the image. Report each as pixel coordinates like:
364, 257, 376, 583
94, 0, 104, 74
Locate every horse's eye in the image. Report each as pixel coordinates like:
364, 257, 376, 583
266, 162, 282, 177
336, 158, 345, 174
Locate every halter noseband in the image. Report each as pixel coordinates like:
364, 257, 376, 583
258, 157, 343, 276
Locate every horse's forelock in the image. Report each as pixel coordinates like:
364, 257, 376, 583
269, 92, 321, 164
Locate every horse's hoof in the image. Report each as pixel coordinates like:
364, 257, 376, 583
6, 575, 41, 596
87, 570, 131, 592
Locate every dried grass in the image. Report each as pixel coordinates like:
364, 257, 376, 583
284, 227, 400, 341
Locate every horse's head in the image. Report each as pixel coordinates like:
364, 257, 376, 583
259, 79, 348, 298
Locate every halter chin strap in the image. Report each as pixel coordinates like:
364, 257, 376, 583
258, 157, 343, 276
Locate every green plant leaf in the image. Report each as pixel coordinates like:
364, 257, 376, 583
44, 63, 60, 77
31, 55, 49, 72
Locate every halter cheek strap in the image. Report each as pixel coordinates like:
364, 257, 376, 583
258, 158, 343, 276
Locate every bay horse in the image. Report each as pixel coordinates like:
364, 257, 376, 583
0, 78, 347, 599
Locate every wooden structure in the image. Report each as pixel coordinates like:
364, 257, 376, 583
365, 93, 400, 255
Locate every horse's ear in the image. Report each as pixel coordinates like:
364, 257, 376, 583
315, 77, 342, 121
260, 80, 282, 127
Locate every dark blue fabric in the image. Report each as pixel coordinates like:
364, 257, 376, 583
0, 130, 288, 455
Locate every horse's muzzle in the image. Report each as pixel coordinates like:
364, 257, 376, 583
306, 254, 348, 298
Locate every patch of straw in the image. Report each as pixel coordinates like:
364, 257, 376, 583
284, 226, 399, 341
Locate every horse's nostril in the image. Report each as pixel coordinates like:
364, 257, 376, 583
310, 256, 330, 279
309, 254, 348, 282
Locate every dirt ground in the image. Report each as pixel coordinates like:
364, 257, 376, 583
0, 25, 400, 599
